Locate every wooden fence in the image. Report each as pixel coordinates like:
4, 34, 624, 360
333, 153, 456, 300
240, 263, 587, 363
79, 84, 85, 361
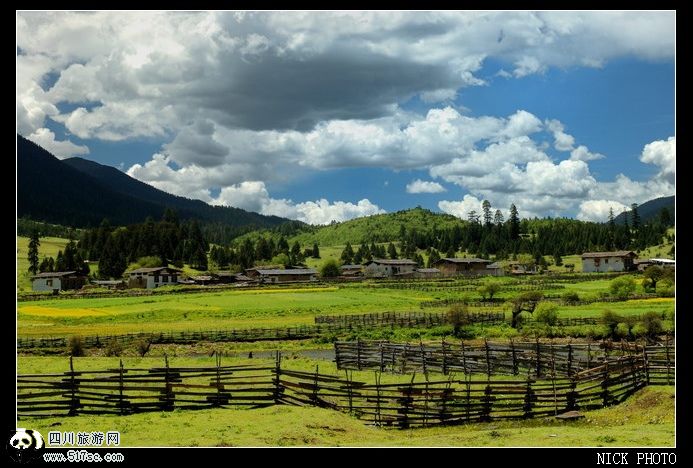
334, 339, 671, 379
314, 311, 505, 327
18, 340, 674, 427
277, 355, 648, 427
17, 355, 276, 418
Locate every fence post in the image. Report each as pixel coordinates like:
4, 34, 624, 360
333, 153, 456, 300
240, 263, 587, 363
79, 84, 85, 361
484, 339, 491, 378
68, 356, 79, 416
642, 345, 650, 386
535, 338, 542, 378
587, 342, 592, 369
567, 343, 573, 377
601, 360, 610, 407
510, 339, 518, 376
420, 341, 428, 375
480, 384, 492, 422
379, 342, 385, 372
461, 340, 468, 375
523, 375, 534, 419
374, 371, 382, 427
274, 351, 282, 404
119, 359, 125, 415
665, 334, 672, 385
356, 339, 362, 371
441, 338, 448, 375
162, 354, 173, 411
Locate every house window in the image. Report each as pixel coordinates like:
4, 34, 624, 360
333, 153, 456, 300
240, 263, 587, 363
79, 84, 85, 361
172, 275, 177, 283
604, 259, 609, 264
46, 279, 53, 287
162, 275, 169, 283
154, 275, 160, 283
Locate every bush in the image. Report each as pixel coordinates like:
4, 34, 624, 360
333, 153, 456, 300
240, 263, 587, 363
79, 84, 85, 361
447, 303, 471, 337
639, 311, 663, 337
320, 259, 341, 278
615, 322, 631, 339
135, 339, 152, 357
477, 282, 501, 301
104, 339, 124, 357
534, 302, 558, 326
562, 291, 580, 305
609, 276, 636, 300
631, 323, 648, 338
68, 336, 85, 357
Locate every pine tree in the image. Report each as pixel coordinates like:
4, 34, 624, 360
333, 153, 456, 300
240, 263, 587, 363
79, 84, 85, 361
55, 250, 66, 271
312, 243, 320, 258
387, 242, 398, 259
508, 204, 520, 240
341, 242, 354, 264
27, 229, 40, 275
482, 200, 492, 228
631, 203, 641, 230
427, 249, 441, 268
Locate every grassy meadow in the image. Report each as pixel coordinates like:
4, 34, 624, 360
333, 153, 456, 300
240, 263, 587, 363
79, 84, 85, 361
18, 385, 674, 447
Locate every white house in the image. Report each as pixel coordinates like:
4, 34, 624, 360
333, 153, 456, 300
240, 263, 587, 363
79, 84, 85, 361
31, 271, 86, 292
363, 259, 418, 277
581, 251, 637, 273
128, 267, 182, 289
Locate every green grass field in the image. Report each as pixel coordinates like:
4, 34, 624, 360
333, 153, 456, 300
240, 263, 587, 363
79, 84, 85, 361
17, 286, 428, 337
18, 385, 674, 447
17, 236, 71, 291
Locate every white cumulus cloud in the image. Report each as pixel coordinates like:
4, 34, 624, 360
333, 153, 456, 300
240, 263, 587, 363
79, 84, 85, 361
640, 136, 675, 184
576, 200, 629, 222
27, 128, 89, 159
406, 179, 446, 194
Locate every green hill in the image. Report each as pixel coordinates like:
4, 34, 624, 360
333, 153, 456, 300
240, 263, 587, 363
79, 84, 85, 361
235, 207, 466, 247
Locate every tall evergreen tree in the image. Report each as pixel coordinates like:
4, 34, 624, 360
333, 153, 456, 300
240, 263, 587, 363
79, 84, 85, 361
659, 207, 672, 227
387, 242, 398, 259
312, 243, 320, 259
631, 203, 641, 230
27, 229, 40, 275
427, 248, 441, 268
482, 200, 492, 228
508, 204, 520, 240
341, 242, 354, 264
493, 209, 504, 227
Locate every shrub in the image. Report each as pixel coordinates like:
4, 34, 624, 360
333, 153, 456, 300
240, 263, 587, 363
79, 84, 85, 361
534, 302, 558, 326
631, 323, 648, 338
477, 282, 501, 301
447, 303, 471, 337
104, 339, 124, 357
639, 311, 663, 337
68, 336, 85, 357
319, 259, 341, 278
615, 322, 631, 339
609, 276, 636, 300
562, 291, 580, 305
135, 339, 152, 357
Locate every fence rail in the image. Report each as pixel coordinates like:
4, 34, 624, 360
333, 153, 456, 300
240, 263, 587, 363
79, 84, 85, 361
314, 311, 505, 327
19, 339, 673, 428
335, 338, 674, 379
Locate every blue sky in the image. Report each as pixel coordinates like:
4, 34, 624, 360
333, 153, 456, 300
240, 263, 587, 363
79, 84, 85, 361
18, 11, 675, 224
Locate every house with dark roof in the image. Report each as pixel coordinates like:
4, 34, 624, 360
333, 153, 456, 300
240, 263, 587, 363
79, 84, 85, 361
245, 268, 317, 283
339, 264, 363, 277
433, 257, 498, 276
414, 268, 441, 278
363, 258, 418, 277
31, 271, 86, 292
581, 251, 637, 273
128, 266, 182, 289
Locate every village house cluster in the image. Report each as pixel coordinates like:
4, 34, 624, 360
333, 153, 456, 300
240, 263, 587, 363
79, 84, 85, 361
31, 250, 674, 293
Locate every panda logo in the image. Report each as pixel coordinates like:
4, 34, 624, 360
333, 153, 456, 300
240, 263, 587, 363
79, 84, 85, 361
10, 428, 44, 450
6, 429, 45, 463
